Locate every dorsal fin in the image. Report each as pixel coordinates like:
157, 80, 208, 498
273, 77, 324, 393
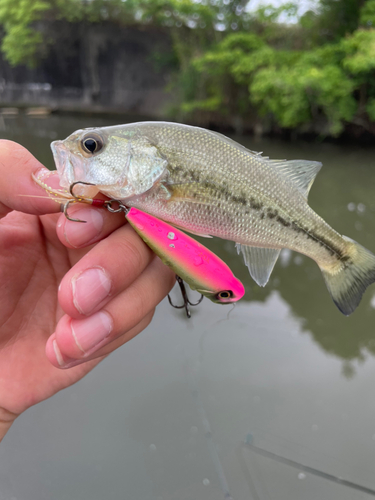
236, 244, 281, 287
269, 159, 322, 199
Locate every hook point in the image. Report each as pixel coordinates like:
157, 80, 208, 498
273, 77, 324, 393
168, 276, 204, 318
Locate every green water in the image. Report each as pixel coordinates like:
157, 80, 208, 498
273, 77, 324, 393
1, 114, 375, 500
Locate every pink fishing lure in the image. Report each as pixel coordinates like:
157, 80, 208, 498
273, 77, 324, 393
30, 173, 244, 306
125, 207, 245, 304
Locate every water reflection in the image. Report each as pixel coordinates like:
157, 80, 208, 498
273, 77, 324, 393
120, 295, 375, 499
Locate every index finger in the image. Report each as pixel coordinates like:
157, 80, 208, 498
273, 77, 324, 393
0, 140, 62, 216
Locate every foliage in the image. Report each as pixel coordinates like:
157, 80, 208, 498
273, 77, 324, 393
315, 0, 365, 41
0, 0, 141, 65
254, 2, 298, 24
342, 29, 375, 75
181, 29, 358, 134
2, 0, 375, 136
0, 0, 50, 65
250, 60, 356, 135
360, 0, 375, 26
175, 0, 375, 136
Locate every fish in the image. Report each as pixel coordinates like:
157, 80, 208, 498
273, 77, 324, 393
50, 121, 375, 315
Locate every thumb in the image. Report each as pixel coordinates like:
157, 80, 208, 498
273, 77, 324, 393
0, 140, 63, 217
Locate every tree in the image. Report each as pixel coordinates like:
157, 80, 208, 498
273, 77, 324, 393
314, 0, 366, 41
3, 0, 375, 137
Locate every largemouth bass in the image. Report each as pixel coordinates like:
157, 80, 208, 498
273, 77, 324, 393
51, 121, 375, 315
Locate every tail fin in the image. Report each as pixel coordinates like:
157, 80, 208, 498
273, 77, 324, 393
321, 236, 375, 316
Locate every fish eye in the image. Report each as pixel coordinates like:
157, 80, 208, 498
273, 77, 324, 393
216, 290, 233, 300
81, 133, 104, 155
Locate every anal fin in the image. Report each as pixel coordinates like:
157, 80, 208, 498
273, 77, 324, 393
236, 244, 281, 287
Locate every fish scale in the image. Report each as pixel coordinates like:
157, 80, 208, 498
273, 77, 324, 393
51, 121, 375, 315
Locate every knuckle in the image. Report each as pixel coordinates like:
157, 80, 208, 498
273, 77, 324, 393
142, 309, 155, 329
115, 234, 151, 273
156, 258, 176, 292
0, 406, 18, 423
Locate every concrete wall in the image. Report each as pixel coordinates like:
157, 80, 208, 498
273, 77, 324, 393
0, 22, 173, 117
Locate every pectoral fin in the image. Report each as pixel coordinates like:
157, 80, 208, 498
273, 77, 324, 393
236, 244, 281, 287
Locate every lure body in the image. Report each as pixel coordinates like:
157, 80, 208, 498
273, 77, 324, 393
126, 207, 244, 304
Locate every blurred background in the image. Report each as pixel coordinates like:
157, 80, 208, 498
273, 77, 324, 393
2, 2, 375, 500
1, 0, 375, 140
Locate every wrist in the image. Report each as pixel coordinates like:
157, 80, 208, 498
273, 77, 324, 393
0, 407, 18, 442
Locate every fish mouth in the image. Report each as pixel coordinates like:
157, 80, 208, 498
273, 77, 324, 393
51, 140, 75, 189
50, 140, 100, 198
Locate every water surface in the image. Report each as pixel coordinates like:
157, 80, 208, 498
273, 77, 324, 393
1, 114, 375, 500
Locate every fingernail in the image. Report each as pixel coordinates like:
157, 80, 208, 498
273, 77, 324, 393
71, 311, 113, 353
34, 168, 62, 187
53, 339, 65, 366
64, 208, 104, 247
72, 267, 112, 315
34, 167, 52, 180
52, 339, 76, 367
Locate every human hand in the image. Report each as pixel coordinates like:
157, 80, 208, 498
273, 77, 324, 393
0, 140, 175, 440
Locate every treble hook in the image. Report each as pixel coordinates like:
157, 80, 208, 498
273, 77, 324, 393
69, 180, 95, 199
63, 199, 86, 222
63, 181, 99, 222
168, 276, 204, 318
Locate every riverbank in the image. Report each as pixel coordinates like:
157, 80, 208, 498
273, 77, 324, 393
2, 104, 375, 146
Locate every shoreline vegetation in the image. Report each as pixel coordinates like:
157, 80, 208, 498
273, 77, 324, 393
1, 1, 375, 142
3, 105, 375, 147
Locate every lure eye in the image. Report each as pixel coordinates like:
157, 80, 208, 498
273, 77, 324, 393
81, 133, 104, 155
216, 290, 233, 301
